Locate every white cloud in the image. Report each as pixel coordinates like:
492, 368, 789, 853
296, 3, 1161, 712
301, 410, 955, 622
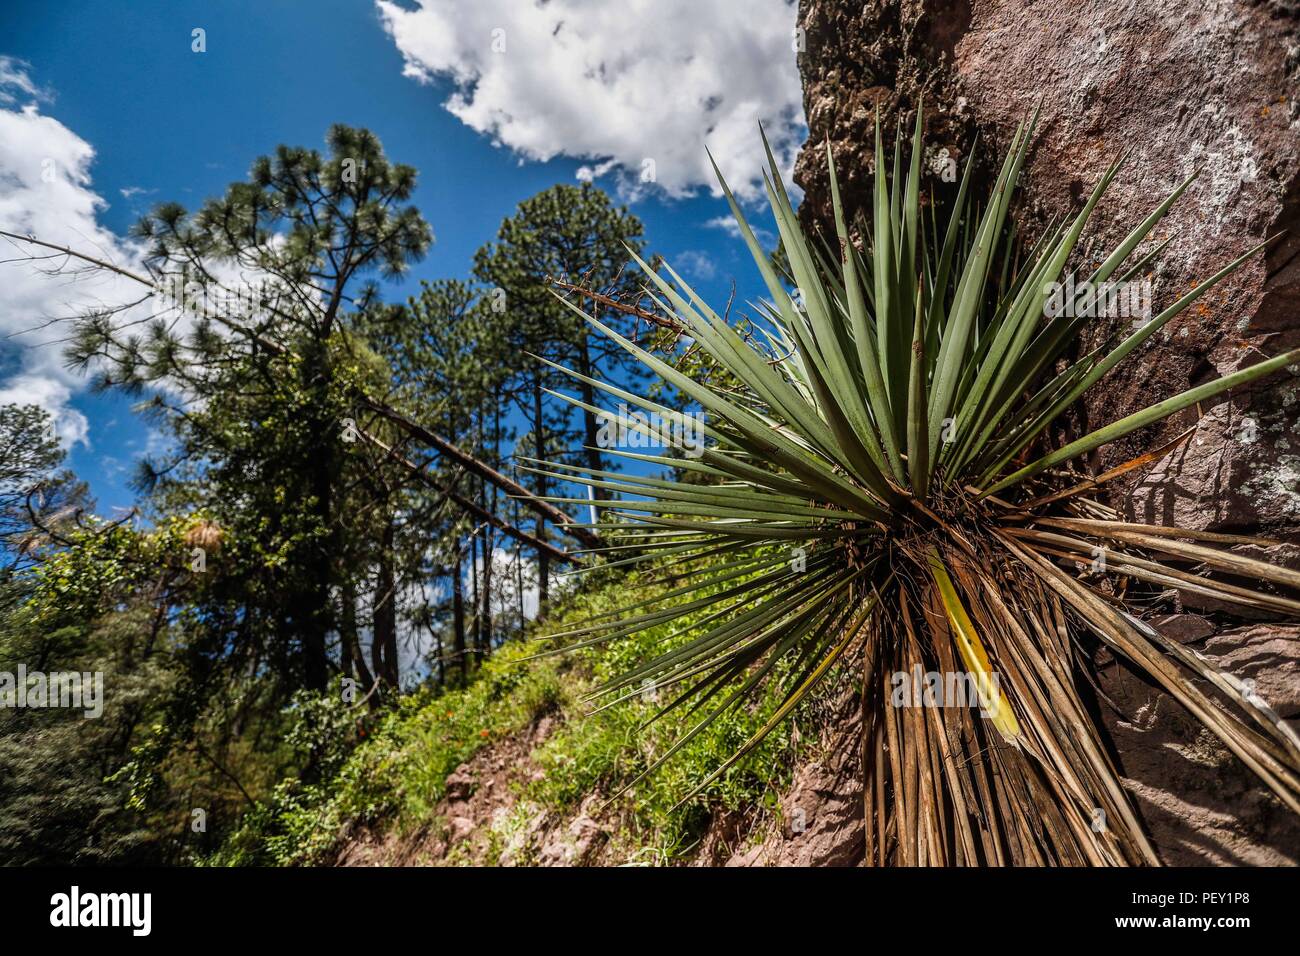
0, 59, 145, 448
376, 0, 805, 200
0, 56, 46, 106
704, 214, 744, 238
0, 374, 88, 447
704, 213, 774, 246
672, 249, 716, 281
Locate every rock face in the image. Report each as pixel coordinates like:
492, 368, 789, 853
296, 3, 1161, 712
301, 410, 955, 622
794, 0, 1300, 863
1128, 402, 1300, 535
726, 693, 865, 866
796, 0, 1300, 506
1097, 620, 1300, 865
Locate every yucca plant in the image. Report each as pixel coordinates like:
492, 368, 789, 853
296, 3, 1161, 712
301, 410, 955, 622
530, 110, 1300, 865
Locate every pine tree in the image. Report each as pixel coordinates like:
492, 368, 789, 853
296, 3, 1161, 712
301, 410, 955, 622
472, 183, 647, 613
66, 126, 432, 692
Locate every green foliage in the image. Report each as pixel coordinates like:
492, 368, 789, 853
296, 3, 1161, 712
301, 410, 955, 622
0, 501, 299, 863
3, 137, 663, 864
0, 512, 177, 864
523, 558, 798, 855
206, 644, 566, 866
68, 124, 435, 697
206, 559, 804, 866
473, 183, 651, 608
0, 403, 88, 575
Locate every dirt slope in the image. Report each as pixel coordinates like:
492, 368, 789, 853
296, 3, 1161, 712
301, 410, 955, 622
335, 693, 869, 867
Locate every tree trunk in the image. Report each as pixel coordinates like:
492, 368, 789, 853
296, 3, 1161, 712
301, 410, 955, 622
578, 338, 606, 505
513, 497, 525, 634
299, 340, 334, 691
481, 410, 496, 656
358, 392, 599, 549
531, 381, 550, 618
469, 529, 482, 668
340, 576, 374, 691
452, 553, 467, 683
476, 527, 492, 659
372, 516, 399, 689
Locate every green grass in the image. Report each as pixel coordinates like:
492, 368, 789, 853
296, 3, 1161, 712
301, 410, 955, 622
208, 556, 816, 866
205, 642, 566, 865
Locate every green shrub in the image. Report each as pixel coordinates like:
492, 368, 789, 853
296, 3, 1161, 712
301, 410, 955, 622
206, 643, 565, 865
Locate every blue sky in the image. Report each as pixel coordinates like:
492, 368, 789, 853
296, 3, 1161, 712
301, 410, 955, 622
0, 0, 804, 514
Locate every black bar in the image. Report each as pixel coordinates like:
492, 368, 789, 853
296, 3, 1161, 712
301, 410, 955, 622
0, 866, 1288, 942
